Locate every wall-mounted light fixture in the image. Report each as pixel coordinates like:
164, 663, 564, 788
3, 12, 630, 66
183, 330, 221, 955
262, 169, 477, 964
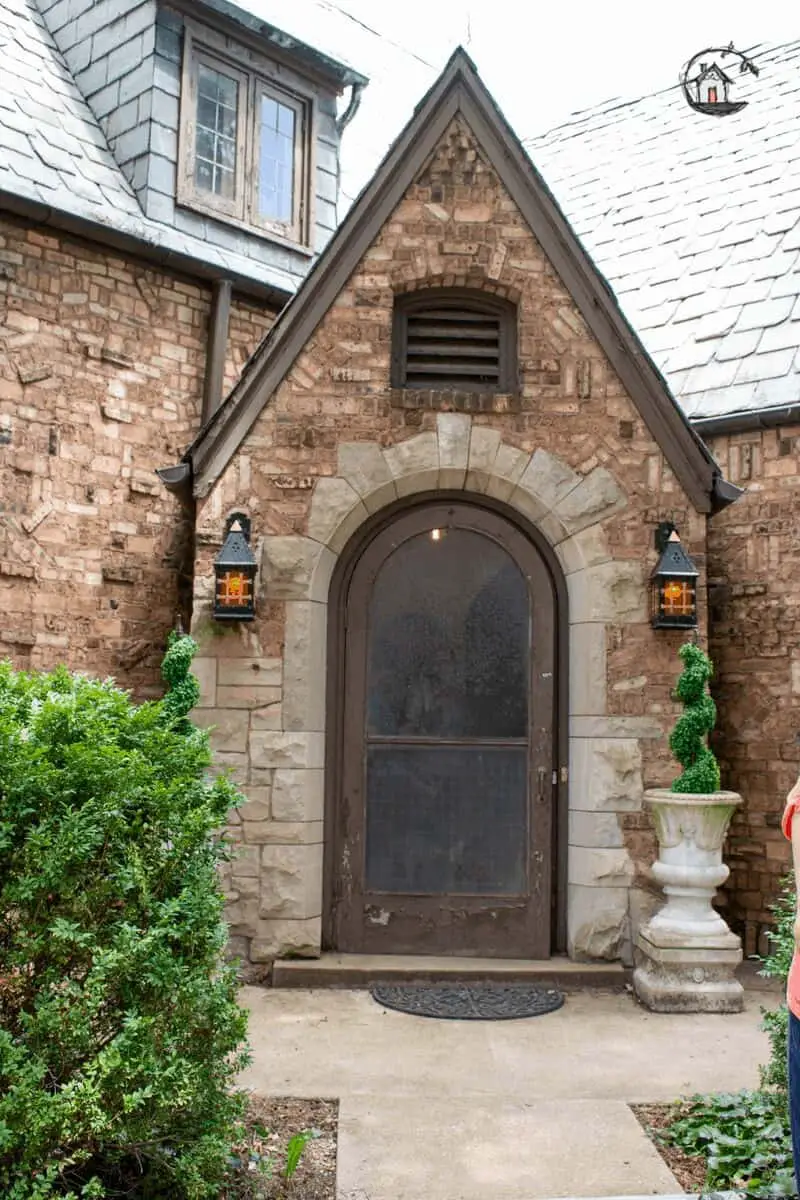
213, 513, 256, 622
650, 521, 699, 630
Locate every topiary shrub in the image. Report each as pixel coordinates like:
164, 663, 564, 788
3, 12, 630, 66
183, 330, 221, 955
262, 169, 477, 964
669, 642, 722, 794
0, 635, 249, 1199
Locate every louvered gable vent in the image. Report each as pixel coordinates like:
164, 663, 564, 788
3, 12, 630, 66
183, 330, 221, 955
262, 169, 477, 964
392, 289, 516, 392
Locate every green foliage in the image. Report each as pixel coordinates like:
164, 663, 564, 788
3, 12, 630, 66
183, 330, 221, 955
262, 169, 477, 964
759, 871, 796, 1096
662, 1090, 794, 1198
669, 642, 721, 794
284, 1131, 314, 1181
0, 641, 249, 1199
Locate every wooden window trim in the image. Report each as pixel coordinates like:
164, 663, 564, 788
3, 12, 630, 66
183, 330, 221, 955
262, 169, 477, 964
177, 24, 313, 249
391, 288, 518, 394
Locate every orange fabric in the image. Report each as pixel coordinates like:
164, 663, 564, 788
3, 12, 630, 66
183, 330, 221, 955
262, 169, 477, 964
782, 793, 800, 1019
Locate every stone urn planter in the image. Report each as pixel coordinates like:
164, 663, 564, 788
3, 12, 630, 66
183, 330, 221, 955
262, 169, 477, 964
633, 788, 744, 1013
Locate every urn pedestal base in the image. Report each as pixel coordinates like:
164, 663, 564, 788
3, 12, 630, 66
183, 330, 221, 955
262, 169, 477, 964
632, 788, 744, 1014
633, 928, 744, 1013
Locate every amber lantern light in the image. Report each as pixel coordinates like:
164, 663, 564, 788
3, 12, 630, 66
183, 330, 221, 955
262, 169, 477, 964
213, 514, 256, 622
650, 523, 699, 630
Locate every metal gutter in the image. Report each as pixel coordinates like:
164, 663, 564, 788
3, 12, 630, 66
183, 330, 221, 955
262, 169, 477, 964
692, 403, 800, 437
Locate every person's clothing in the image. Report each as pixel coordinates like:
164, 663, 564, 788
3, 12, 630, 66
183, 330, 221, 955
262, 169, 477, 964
781, 793, 800, 1019
789, 1010, 800, 1195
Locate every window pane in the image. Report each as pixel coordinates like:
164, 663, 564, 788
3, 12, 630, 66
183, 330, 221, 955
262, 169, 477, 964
195, 63, 239, 200
365, 745, 528, 894
258, 91, 295, 224
366, 529, 530, 739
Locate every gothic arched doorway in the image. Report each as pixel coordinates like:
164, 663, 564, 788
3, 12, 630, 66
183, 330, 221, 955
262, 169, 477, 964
326, 500, 558, 957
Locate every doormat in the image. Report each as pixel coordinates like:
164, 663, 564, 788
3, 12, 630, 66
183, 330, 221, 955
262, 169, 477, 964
369, 982, 565, 1020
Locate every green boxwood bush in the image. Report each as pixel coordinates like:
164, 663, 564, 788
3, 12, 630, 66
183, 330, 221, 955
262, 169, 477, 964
0, 636, 249, 1199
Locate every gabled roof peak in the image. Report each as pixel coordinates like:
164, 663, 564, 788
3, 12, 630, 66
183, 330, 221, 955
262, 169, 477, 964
183, 44, 729, 513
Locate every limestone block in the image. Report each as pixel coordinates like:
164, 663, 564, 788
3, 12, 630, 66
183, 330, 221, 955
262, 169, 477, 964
250, 917, 322, 961
337, 441, 397, 513
250, 731, 325, 770
554, 524, 612, 576
307, 476, 368, 553
568, 846, 635, 888
569, 737, 643, 812
271, 768, 325, 822
383, 432, 439, 497
567, 560, 646, 624
553, 467, 627, 534
216, 685, 281, 709
230, 843, 261, 877
227, 874, 260, 900
217, 658, 282, 687
208, 751, 248, 786
519, 448, 580, 510
259, 843, 324, 919
224, 898, 261, 933
193, 707, 250, 754
237, 786, 272, 823
569, 623, 607, 716
633, 933, 744, 1013
192, 656, 217, 708
569, 715, 663, 740
465, 427, 502, 492
261, 535, 334, 602
482, 442, 528, 500
242, 820, 323, 845
568, 883, 629, 960
568, 810, 624, 849
250, 700, 282, 729
282, 600, 327, 733
436, 412, 470, 488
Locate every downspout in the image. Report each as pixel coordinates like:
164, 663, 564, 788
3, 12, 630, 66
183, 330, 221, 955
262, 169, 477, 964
202, 278, 233, 424
156, 277, 233, 636
333, 83, 365, 223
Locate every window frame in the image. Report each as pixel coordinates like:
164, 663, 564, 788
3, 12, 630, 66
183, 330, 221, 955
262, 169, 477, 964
391, 288, 519, 394
178, 24, 312, 248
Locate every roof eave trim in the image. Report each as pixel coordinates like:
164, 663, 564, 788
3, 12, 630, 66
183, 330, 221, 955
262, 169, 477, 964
0, 191, 294, 306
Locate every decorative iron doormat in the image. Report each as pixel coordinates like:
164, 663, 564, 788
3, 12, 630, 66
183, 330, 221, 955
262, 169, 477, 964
369, 982, 565, 1020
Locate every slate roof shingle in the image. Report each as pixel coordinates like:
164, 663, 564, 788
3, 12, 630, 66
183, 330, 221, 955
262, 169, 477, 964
527, 40, 800, 426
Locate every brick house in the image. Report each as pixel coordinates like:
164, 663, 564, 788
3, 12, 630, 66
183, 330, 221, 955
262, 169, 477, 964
0, 0, 364, 689
2, 3, 798, 968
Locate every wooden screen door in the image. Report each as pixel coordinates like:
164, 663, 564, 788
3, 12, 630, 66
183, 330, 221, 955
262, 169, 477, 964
330, 502, 556, 957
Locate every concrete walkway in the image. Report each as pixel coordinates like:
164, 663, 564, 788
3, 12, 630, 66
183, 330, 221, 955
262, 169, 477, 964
239, 972, 778, 1200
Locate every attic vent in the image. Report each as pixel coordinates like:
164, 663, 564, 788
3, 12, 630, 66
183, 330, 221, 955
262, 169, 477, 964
392, 289, 516, 392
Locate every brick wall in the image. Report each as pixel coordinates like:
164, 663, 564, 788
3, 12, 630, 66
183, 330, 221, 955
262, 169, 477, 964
0, 214, 275, 694
706, 424, 800, 953
188, 117, 710, 962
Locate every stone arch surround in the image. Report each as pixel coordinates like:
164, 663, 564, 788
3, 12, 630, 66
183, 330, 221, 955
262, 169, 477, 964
197, 413, 656, 965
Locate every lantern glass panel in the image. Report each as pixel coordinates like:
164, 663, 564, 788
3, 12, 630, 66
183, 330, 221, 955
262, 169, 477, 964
217, 569, 253, 609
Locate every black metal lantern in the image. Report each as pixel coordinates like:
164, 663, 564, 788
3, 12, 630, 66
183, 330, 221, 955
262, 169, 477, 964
213, 514, 256, 621
650, 523, 699, 630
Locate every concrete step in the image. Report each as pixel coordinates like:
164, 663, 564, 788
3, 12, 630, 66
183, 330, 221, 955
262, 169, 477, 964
271, 952, 628, 989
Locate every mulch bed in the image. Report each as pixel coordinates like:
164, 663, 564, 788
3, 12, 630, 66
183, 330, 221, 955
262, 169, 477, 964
223, 1096, 337, 1199
631, 1102, 707, 1193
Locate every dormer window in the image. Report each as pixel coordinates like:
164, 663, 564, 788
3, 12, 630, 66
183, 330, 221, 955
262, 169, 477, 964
178, 24, 309, 246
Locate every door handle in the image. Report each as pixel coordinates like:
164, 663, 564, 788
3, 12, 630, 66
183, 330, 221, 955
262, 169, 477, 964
537, 767, 547, 803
